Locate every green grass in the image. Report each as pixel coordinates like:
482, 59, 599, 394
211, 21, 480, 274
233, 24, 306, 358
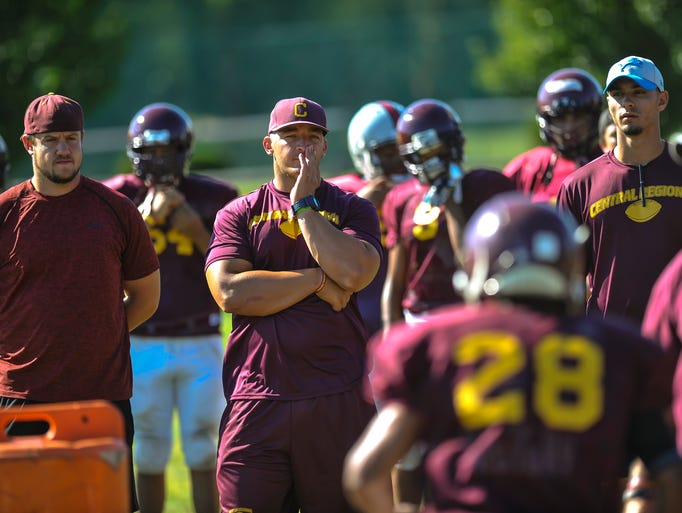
157, 122, 534, 512
163, 413, 197, 513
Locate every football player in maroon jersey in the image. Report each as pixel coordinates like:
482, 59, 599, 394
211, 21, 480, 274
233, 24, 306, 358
104, 102, 238, 513
344, 193, 682, 513
503, 68, 603, 203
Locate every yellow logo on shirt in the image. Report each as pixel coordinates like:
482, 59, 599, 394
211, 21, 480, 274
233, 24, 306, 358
589, 185, 682, 221
624, 200, 662, 222
248, 209, 339, 240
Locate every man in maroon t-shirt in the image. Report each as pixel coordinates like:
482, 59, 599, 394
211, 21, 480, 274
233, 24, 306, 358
557, 56, 682, 326
0, 93, 160, 513
558, 54, 682, 513
344, 194, 682, 513
204, 97, 382, 513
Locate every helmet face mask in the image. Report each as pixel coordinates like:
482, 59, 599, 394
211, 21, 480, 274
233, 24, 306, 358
397, 99, 465, 185
536, 68, 602, 160
537, 111, 595, 159
127, 145, 187, 186
361, 141, 406, 181
127, 103, 193, 186
399, 127, 451, 183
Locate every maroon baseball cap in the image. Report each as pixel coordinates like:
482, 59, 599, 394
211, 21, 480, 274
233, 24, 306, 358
23, 93, 84, 135
268, 97, 328, 134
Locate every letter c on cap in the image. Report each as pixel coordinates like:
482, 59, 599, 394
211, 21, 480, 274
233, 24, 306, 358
294, 102, 308, 119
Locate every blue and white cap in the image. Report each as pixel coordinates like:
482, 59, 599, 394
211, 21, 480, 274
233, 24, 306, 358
604, 56, 664, 93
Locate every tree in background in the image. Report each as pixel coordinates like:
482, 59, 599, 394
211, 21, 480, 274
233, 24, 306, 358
475, 0, 682, 134
0, 2, 129, 170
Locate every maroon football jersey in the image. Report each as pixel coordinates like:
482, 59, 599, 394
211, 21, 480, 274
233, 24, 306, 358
206, 179, 383, 400
382, 170, 514, 314
370, 301, 673, 513
0, 177, 159, 401
326, 173, 365, 194
104, 173, 238, 336
557, 147, 682, 325
503, 146, 587, 203
642, 249, 682, 451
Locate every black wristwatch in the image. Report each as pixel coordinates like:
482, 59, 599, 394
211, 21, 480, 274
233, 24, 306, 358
292, 195, 321, 216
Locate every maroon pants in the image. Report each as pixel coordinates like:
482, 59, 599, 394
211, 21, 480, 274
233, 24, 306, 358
217, 385, 376, 513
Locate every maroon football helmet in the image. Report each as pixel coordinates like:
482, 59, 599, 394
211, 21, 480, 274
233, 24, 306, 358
536, 68, 602, 161
127, 103, 194, 185
0, 134, 8, 191
454, 192, 588, 313
396, 99, 465, 184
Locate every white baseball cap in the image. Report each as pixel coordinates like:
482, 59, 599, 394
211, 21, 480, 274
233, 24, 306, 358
604, 55, 664, 93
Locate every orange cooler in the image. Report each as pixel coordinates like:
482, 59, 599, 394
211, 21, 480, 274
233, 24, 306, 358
0, 400, 129, 513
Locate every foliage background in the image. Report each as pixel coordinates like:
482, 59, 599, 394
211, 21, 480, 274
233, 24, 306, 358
4, 0, 682, 184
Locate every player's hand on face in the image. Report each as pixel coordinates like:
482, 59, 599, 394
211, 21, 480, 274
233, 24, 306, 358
316, 277, 352, 311
153, 185, 184, 213
168, 201, 202, 235
140, 185, 184, 223
291, 144, 321, 204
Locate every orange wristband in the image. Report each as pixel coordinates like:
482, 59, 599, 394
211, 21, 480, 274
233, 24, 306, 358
314, 269, 327, 293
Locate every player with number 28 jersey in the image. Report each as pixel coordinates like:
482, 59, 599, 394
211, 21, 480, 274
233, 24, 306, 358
344, 194, 681, 513
368, 304, 672, 512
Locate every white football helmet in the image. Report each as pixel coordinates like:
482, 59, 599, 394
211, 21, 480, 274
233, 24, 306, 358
347, 100, 407, 181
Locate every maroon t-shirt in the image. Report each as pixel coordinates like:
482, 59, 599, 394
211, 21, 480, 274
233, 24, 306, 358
382, 170, 514, 314
642, 249, 682, 451
205, 179, 383, 400
0, 177, 159, 401
557, 147, 682, 324
103, 173, 238, 336
503, 146, 591, 203
370, 301, 674, 513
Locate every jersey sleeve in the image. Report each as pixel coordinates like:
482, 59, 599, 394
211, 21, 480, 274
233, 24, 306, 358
502, 152, 527, 184
379, 185, 401, 250
205, 196, 252, 268
369, 322, 433, 409
117, 194, 160, 280
344, 194, 383, 255
642, 251, 682, 357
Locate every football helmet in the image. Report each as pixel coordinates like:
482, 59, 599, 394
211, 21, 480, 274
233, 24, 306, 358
127, 102, 194, 185
454, 192, 588, 313
0, 134, 8, 191
396, 99, 465, 184
536, 68, 602, 160
347, 100, 406, 181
